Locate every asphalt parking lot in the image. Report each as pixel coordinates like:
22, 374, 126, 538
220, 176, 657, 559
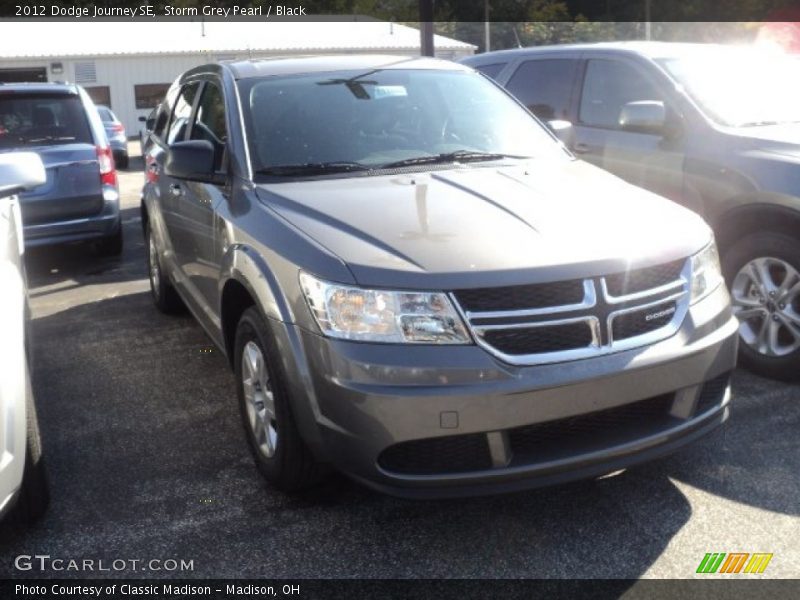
1, 144, 798, 580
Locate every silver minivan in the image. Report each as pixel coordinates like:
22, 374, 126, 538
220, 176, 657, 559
0, 83, 122, 254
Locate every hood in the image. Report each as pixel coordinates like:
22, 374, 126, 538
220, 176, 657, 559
255, 159, 711, 289
732, 123, 800, 160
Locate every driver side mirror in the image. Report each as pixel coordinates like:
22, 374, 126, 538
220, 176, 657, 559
0, 152, 46, 198
165, 140, 222, 183
618, 101, 667, 135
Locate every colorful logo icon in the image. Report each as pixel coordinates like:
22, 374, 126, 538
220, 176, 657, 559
696, 553, 773, 574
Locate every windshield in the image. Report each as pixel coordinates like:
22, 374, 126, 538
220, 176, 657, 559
240, 68, 565, 175
0, 93, 93, 148
658, 49, 800, 127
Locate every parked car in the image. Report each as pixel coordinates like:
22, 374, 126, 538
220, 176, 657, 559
0, 151, 49, 523
141, 56, 737, 498
0, 82, 122, 255
96, 104, 129, 169
463, 42, 800, 381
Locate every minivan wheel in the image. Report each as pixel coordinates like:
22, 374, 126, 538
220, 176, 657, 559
234, 307, 325, 491
723, 232, 800, 381
145, 223, 183, 313
95, 227, 123, 256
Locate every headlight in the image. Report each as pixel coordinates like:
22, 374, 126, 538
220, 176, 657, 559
690, 241, 724, 304
299, 272, 471, 344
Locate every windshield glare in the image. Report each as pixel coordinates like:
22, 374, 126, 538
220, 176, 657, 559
241, 68, 565, 173
658, 50, 800, 127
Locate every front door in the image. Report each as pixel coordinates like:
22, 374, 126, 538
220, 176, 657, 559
172, 80, 229, 330
572, 57, 686, 203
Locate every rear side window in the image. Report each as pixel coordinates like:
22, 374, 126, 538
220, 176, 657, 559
475, 62, 507, 81
97, 107, 114, 121
579, 59, 664, 129
191, 81, 227, 171
505, 59, 579, 121
0, 93, 93, 148
166, 82, 199, 144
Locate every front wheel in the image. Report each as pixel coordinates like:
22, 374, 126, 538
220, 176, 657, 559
234, 307, 325, 492
723, 232, 800, 381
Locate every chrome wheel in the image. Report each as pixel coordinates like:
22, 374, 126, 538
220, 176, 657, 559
731, 257, 800, 357
241, 341, 278, 458
148, 231, 160, 300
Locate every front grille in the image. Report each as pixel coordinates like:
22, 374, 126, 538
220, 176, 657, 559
611, 301, 677, 341
482, 322, 594, 355
508, 393, 677, 464
378, 433, 492, 475
695, 372, 731, 414
453, 258, 689, 365
453, 279, 584, 312
605, 260, 685, 297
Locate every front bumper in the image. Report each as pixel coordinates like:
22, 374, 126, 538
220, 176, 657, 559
284, 284, 739, 498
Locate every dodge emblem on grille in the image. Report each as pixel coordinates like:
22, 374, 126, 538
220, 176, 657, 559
645, 306, 677, 321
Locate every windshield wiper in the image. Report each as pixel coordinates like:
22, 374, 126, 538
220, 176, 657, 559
379, 151, 529, 169
255, 161, 371, 176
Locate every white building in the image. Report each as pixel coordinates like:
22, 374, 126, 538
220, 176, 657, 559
0, 21, 475, 133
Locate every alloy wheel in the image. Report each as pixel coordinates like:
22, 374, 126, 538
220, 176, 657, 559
731, 256, 800, 357
241, 341, 278, 458
148, 231, 160, 300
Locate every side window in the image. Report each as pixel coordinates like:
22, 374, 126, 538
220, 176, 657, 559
152, 84, 179, 141
475, 62, 507, 81
505, 59, 579, 121
579, 59, 664, 129
166, 82, 199, 145
190, 81, 227, 171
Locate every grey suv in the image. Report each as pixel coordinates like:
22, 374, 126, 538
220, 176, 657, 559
142, 56, 738, 498
0, 83, 122, 254
463, 42, 800, 381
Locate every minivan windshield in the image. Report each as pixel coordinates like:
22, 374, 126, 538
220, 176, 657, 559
0, 93, 93, 148
240, 68, 566, 176
658, 49, 800, 127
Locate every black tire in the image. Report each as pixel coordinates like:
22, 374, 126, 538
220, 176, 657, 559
116, 153, 129, 170
234, 306, 325, 492
722, 231, 800, 381
13, 368, 49, 524
95, 226, 123, 257
145, 223, 184, 314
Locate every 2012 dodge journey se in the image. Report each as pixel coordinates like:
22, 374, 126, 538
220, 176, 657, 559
141, 56, 738, 498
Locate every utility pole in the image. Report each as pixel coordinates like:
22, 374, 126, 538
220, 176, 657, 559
419, 0, 434, 57
484, 0, 491, 52
644, 0, 652, 40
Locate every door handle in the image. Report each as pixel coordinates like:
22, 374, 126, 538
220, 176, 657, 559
169, 183, 183, 197
573, 143, 591, 154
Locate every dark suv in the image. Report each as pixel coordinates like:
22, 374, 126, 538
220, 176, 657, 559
141, 56, 737, 498
463, 42, 800, 381
0, 83, 122, 254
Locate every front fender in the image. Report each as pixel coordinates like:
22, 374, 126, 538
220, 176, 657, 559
218, 244, 328, 457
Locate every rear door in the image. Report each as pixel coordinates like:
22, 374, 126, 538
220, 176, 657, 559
572, 56, 686, 201
0, 91, 102, 225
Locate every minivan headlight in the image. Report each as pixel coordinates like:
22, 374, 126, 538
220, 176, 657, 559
690, 241, 724, 304
299, 272, 471, 344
